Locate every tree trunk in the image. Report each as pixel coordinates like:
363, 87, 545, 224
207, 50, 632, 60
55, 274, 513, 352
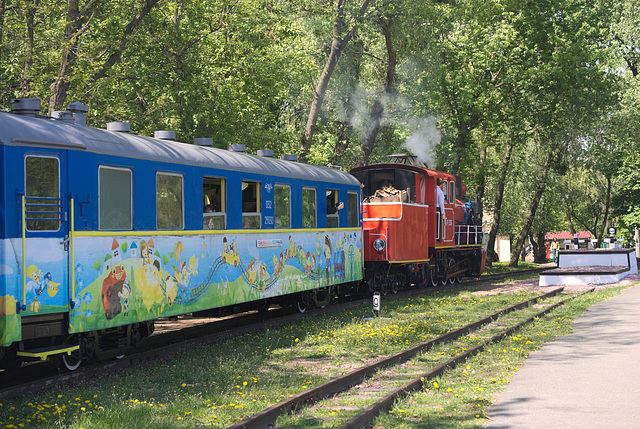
509, 151, 552, 267
477, 145, 487, 201
48, 0, 98, 113
21, 0, 39, 94
362, 17, 396, 165
300, 0, 371, 161
563, 201, 576, 235
597, 175, 611, 240
0, 0, 4, 69
530, 231, 547, 263
486, 142, 513, 265
85, 0, 161, 92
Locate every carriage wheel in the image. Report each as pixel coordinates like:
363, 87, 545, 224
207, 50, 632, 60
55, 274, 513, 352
296, 300, 307, 313
55, 344, 82, 371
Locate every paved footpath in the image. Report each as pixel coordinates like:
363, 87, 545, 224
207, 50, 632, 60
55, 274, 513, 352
485, 276, 640, 429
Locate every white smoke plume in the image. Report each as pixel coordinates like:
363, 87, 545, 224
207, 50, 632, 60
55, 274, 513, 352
402, 117, 441, 168
337, 85, 441, 168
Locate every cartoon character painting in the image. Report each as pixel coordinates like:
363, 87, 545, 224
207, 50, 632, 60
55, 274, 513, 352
102, 264, 126, 321
247, 259, 257, 287
259, 263, 269, 292
44, 272, 60, 297
164, 275, 178, 306
324, 236, 333, 284
119, 282, 131, 316
25, 265, 60, 312
25, 265, 45, 307
305, 251, 312, 274
273, 254, 282, 277
222, 237, 239, 266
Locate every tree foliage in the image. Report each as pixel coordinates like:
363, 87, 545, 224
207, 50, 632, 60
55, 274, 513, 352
0, 0, 635, 251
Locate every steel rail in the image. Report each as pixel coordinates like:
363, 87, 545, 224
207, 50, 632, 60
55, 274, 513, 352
227, 286, 565, 429
0, 267, 549, 401
336, 288, 594, 429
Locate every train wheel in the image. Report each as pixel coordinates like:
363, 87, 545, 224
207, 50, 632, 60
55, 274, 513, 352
429, 267, 439, 287
55, 336, 84, 371
296, 300, 307, 313
448, 259, 457, 285
56, 348, 82, 371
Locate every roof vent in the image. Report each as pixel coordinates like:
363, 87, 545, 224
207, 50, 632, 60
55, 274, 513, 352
228, 144, 246, 152
194, 137, 213, 146
52, 111, 75, 123
154, 130, 176, 140
107, 122, 131, 132
257, 149, 274, 157
67, 101, 89, 125
281, 154, 298, 161
11, 98, 41, 116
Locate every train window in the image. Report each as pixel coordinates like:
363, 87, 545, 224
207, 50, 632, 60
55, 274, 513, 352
274, 184, 291, 228
302, 187, 316, 228
326, 189, 339, 228
25, 156, 60, 231
449, 181, 455, 204
99, 166, 132, 230
203, 177, 226, 230
156, 173, 184, 230
347, 191, 358, 227
242, 181, 260, 229
442, 180, 448, 202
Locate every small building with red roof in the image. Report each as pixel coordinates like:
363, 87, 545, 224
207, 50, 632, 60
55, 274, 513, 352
545, 231, 595, 258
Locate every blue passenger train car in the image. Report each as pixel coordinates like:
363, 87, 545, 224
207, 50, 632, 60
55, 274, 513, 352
0, 98, 363, 369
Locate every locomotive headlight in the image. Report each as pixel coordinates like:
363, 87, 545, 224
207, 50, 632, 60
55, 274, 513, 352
373, 238, 386, 252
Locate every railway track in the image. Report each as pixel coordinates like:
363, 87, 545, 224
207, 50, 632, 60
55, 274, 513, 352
0, 268, 547, 401
229, 284, 589, 429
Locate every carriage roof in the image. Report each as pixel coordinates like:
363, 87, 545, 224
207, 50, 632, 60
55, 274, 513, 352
0, 112, 360, 186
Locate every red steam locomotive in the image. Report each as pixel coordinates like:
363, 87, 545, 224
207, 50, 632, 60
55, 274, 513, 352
350, 154, 486, 292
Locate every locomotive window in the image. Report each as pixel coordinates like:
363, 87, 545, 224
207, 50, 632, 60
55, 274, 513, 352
347, 191, 358, 227
99, 166, 132, 230
326, 189, 339, 228
242, 181, 260, 229
25, 156, 60, 231
274, 184, 291, 228
203, 177, 226, 230
449, 181, 455, 204
302, 187, 316, 228
442, 180, 448, 201
156, 173, 184, 230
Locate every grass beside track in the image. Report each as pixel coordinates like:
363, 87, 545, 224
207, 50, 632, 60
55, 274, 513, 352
0, 280, 630, 429
483, 261, 548, 275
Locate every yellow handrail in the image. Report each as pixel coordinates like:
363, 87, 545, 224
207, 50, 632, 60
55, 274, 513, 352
70, 197, 75, 305
21, 195, 26, 308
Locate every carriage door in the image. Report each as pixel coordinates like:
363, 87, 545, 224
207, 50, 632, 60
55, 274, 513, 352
21, 151, 69, 315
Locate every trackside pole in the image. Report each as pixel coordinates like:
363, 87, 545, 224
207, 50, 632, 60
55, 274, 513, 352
373, 292, 380, 317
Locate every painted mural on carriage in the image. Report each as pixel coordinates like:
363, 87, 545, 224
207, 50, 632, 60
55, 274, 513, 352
68, 231, 362, 332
